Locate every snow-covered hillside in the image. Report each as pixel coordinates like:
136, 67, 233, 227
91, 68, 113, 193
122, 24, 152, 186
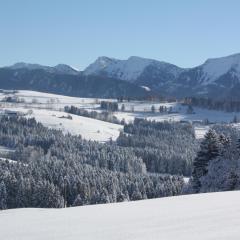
83, 53, 240, 99
1, 90, 240, 141
84, 53, 240, 86
84, 56, 153, 82
202, 53, 240, 84
84, 56, 181, 82
0, 91, 123, 142
28, 109, 122, 142
0, 90, 115, 109
0, 107, 122, 142
1, 191, 240, 240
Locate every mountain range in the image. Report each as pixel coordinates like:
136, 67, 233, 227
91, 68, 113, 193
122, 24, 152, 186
1, 53, 240, 99
84, 53, 240, 99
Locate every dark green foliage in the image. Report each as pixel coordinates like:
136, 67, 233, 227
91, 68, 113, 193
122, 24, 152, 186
0, 181, 7, 209
117, 118, 198, 176
64, 105, 123, 125
185, 97, 240, 112
100, 101, 119, 112
192, 129, 220, 192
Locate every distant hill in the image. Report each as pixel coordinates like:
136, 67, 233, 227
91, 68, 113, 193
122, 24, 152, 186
0, 67, 151, 98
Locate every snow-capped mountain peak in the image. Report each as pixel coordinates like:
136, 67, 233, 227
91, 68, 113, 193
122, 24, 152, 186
85, 56, 117, 73
54, 64, 79, 75
201, 53, 240, 83
84, 56, 169, 82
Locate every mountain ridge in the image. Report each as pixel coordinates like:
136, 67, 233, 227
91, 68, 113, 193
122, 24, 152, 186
83, 53, 240, 99
8, 62, 79, 75
2, 52, 240, 99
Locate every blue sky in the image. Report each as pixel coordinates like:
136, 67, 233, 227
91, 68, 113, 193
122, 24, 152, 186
1, 0, 240, 70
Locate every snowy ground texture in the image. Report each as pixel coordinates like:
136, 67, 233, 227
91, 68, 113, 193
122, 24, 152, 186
1, 90, 240, 140
1, 191, 240, 240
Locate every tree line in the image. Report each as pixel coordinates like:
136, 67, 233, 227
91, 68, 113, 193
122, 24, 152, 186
184, 97, 240, 112
64, 105, 125, 125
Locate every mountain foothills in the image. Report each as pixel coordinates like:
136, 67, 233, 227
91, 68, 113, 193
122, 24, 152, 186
0, 67, 149, 98
1, 52, 240, 99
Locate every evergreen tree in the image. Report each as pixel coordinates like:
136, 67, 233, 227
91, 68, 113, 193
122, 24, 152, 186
186, 105, 194, 114
192, 129, 220, 192
121, 104, 125, 112
73, 194, 83, 206
0, 181, 7, 210
232, 115, 239, 123
151, 105, 155, 113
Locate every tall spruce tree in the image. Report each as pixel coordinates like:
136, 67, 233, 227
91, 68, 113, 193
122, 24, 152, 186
192, 129, 220, 192
0, 181, 7, 210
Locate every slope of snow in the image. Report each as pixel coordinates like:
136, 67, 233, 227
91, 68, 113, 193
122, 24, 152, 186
28, 109, 122, 142
0, 90, 115, 109
84, 56, 117, 73
1, 191, 240, 240
202, 53, 240, 84
194, 125, 210, 139
53, 64, 78, 75
1, 107, 122, 142
84, 56, 166, 82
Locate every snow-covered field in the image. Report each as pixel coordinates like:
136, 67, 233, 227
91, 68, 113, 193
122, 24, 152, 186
0, 146, 14, 154
1, 90, 240, 141
29, 109, 122, 142
0, 90, 115, 110
114, 102, 240, 124
1, 191, 240, 240
0, 107, 122, 142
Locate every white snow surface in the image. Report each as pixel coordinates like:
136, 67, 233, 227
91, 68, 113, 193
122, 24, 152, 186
141, 85, 151, 91
84, 56, 174, 82
1, 107, 122, 142
0, 90, 122, 142
114, 101, 240, 124
1, 191, 240, 240
1, 90, 240, 140
0, 157, 17, 164
202, 53, 240, 83
0, 90, 115, 109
